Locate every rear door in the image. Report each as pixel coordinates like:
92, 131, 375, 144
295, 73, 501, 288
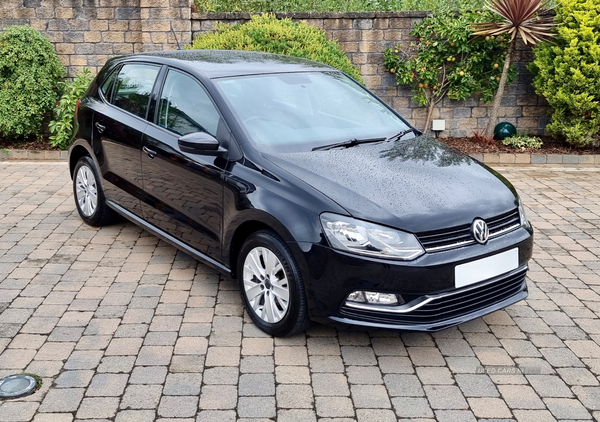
94, 63, 161, 217
141, 68, 226, 261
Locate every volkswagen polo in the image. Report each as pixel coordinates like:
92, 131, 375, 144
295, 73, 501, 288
69, 50, 533, 336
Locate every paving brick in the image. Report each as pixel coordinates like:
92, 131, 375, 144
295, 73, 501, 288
544, 397, 592, 419
157, 395, 198, 418
276, 384, 314, 409
129, 365, 168, 384
203, 367, 239, 384
121, 385, 163, 409
455, 374, 500, 397
199, 385, 237, 409
313, 373, 350, 396
54, 370, 94, 388
351, 384, 391, 408
39, 388, 85, 413
384, 374, 424, 396
467, 397, 512, 418
315, 397, 355, 418
498, 384, 545, 409
86, 373, 128, 396
527, 375, 574, 397
391, 397, 434, 418
0, 402, 39, 421
237, 396, 276, 418
424, 385, 468, 409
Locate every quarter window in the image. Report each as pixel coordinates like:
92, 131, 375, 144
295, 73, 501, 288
158, 70, 220, 136
112, 64, 160, 119
100, 67, 118, 100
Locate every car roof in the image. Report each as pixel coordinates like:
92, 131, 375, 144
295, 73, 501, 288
118, 49, 336, 79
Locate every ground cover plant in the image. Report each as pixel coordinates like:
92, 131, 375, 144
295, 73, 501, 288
384, 11, 515, 133
188, 13, 363, 83
0, 25, 65, 140
530, 0, 600, 147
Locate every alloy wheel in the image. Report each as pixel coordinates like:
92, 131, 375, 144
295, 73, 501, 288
243, 246, 290, 323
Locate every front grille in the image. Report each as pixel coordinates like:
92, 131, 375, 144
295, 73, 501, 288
416, 208, 521, 252
340, 267, 527, 327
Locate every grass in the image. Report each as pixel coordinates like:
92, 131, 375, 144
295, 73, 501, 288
195, 0, 487, 13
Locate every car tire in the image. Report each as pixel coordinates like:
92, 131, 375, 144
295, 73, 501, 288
73, 156, 117, 226
237, 230, 311, 337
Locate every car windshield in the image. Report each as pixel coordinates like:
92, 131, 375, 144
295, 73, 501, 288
215, 71, 412, 153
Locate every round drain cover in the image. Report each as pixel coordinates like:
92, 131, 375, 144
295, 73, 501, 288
0, 375, 37, 399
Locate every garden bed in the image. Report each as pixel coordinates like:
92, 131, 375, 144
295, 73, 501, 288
0, 137, 60, 151
440, 135, 599, 156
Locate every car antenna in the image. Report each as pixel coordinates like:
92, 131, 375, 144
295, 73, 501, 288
170, 22, 182, 50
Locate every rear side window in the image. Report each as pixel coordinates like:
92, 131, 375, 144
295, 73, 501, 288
157, 70, 220, 136
112, 64, 160, 119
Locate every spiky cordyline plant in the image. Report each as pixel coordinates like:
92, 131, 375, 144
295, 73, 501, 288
472, 0, 556, 138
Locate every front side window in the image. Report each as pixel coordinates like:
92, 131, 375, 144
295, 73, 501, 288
215, 71, 411, 153
157, 70, 220, 136
112, 64, 160, 118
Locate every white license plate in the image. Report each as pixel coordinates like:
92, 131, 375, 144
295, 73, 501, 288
455, 248, 519, 288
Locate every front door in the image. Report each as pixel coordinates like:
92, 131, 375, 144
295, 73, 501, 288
141, 69, 226, 261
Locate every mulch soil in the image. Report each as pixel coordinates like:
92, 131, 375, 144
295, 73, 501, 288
1, 135, 599, 155
0, 136, 60, 151
440, 135, 599, 155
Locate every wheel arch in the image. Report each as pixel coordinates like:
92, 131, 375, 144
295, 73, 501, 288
225, 211, 302, 279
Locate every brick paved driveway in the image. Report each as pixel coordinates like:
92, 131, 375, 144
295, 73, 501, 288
0, 161, 599, 422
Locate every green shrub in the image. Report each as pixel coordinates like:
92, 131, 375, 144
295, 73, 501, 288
49, 68, 94, 150
530, 0, 600, 147
501, 133, 543, 149
188, 14, 363, 83
0, 26, 65, 139
195, 0, 485, 13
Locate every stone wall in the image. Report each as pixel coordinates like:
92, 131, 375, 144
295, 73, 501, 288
0, 5, 549, 136
0, 0, 191, 76
192, 12, 550, 137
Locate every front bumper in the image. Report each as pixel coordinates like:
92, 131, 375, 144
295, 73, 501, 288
293, 225, 533, 331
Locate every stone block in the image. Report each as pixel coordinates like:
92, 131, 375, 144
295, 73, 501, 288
562, 155, 579, 164
546, 154, 563, 164
531, 154, 546, 164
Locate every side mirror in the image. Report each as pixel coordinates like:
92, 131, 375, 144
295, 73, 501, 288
178, 132, 226, 155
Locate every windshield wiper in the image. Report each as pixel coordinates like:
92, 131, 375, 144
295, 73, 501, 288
311, 128, 416, 152
311, 136, 387, 151
384, 128, 416, 142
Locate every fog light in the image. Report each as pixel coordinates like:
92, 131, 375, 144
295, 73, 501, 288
346, 291, 404, 306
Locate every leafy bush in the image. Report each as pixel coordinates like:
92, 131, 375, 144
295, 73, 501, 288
501, 133, 543, 149
188, 14, 363, 83
0, 26, 65, 139
49, 68, 94, 150
530, 0, 600, 147
195, 0, 485, 13
383, 11, 515, 132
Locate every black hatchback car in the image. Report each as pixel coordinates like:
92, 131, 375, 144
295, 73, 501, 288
69, 50, 533, 336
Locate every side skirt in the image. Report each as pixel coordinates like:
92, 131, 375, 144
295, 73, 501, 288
106, 200, 232, 276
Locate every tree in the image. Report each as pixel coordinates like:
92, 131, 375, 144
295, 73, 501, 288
384, 11, 516, 134
471, 0, 556, 138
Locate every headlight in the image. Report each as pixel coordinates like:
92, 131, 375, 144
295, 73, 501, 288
518, 197, 529, 227
320, 213, 424, 260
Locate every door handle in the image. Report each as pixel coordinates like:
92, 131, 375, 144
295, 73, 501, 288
95, 122, 105, 133
143, 146, 157, 159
